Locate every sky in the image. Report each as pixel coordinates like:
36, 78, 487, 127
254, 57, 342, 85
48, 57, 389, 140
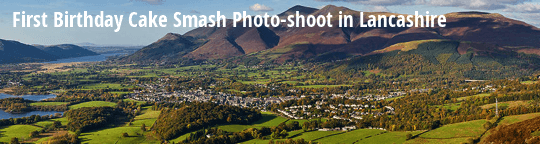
1, 0, 540, 46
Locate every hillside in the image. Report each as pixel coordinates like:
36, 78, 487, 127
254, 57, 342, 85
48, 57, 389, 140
0, 39, 58, 64
124, 5, 540, 65
35, 44, 99, 59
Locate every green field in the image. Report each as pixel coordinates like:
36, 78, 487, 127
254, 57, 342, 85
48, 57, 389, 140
419, 119, 486, 139
435, 103, 461, 111
79, 106, 160, 144
358, 131, 424, 144
34, 117, 69, 128
315, 129, 385, 143
521, 81, 537, 84
69, 101, 117, 109
405, 119, 487, 144
457, 93, 491, 101
295, 85, 352, 88
217, 112, 288, 132
79, 83, 133, 90
30, 102, 69, 106
240, 130, 343, 144
0, 125, 42, 142
499, 112, 540, 125
123, 99, 147, 105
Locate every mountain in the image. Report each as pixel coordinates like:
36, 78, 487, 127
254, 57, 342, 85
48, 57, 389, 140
0, 39, 58, 64
122, 33, 204, 62
34, 44, 99, 59
124, 5, 540, 64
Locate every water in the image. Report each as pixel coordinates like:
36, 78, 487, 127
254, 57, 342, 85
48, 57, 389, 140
0, 93, 56, 101
43, 53, 127, 64
0, 110, 62, 119
0, 93, 61, 119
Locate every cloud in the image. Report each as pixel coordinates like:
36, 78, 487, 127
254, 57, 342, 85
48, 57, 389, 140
249, 4, 274, 12
503, 3, 540, 13
122, 2, 134, 6
315, 0, 413, 6
190, 10, 201, 14
132, 0, 165, 5
366, 6, 390, 12
424, 0, 514, 10
316, 0, 533, 10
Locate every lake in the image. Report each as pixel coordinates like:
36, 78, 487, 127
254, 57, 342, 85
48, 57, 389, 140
0, 93, 56, 101
0, 110, 62, 119
43, 53, 127, 64
0, 93, 62, 119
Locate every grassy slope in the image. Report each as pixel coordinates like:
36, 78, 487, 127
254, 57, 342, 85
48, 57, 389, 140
358, 131, 424, 144
69, 101, 117, 109
30, 102, 69, 106
217, 112, 288, 132
79, 106, 160, 144
406, 119, 487, 144
0, 125, 42, 142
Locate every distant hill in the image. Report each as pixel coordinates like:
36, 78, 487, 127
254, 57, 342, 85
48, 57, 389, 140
123, 5, 540, 64
0, 39, 58, 64
34, 44, 99, 59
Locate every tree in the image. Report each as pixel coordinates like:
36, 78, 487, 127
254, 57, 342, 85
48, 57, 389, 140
52, 120, 62, 128
279, 130, 289, 139
141, 123, 147, 132
29, 130, 39, 138
406, 133, 413, 140
483, 121, 492, 130
10, 137, 19, 144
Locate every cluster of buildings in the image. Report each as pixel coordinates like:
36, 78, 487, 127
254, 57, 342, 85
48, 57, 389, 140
128, 83, 298, 109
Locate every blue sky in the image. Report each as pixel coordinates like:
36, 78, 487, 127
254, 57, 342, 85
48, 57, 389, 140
1, 0, 539, 46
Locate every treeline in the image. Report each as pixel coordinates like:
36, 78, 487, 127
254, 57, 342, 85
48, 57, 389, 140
153, 102, 262, 140
31, 105, 68, 111
64, 106, 128, 132
177, 118, 344, 143
0, 98, 32, 113
0, 114, 61, 127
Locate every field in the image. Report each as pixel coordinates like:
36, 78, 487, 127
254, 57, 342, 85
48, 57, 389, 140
314, 129, 385, 143
34, 117, 69, 128
30, 102, 69, 106
457, 93, 491, 101
79, 106, 160, 144
79, 83, 133, 90
217, 112, 288, 132
242, 129, 386, 144
479, 100, 530, 109
69, 101, 117, 109
357, 131, 424, 144
406, 119, 487, 143
435, 103, 461, 111
295, 85, 352, 88
521, 81, 537, 84
0, 125, 42, 142
498, 112, 540, 125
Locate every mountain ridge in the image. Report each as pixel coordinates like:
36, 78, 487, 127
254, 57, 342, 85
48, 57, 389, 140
123, 5, 540, 64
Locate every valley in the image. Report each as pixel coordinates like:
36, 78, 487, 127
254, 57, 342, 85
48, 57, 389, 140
2, 4, 540, 144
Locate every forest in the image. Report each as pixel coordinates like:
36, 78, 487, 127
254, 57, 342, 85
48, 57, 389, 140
153, 102, 262, 140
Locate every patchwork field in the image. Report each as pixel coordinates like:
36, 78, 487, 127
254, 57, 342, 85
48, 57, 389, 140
0, 125, 42, 143
79, 83, 134, 90
30, 102, 69, 106
69, 101, 117, 109
406, 119, 487, 144
79, 106, 160, 144
217, 112, 288, 132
